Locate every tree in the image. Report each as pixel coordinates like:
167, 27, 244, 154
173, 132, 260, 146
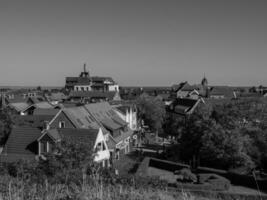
200, 126, 254, 170
0, 108, 13, 145
136, 93, 166, 140
36, 138, 99, 184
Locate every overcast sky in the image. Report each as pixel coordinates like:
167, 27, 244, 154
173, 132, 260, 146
0, 0, 266, 87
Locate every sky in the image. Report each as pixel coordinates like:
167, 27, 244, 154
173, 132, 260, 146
0, 0, 267, 87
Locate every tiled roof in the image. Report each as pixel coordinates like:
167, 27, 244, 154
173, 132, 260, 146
62, 106, 101, 129
13, 115, 54, 128
33, 108, 60, 116
34, 102, 54, 109
91, 76, 115, 83
59, 102, 128, 141
113, 129, 133, 143
57, 128, 99, 145
209, 86, 235, 98
172, 98, 200, 115
3, 127, 42, 155
49, 92, 67, 100
101, 118, 121, 130
9, 102, 30, 112
84, 102, 127, 127
69, 91, 118, 100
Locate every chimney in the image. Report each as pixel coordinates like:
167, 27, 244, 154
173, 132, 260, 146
43, 121, 50, 130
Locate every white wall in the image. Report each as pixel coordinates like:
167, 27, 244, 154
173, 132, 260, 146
74, 85, 92, 91
94, 128, 110, 162
108, 84, 119, 91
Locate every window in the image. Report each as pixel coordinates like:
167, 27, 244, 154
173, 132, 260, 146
115, 149, 120, 160
59, 121, 65, 128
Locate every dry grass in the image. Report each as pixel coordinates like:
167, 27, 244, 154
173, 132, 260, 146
0, 178, 204, 200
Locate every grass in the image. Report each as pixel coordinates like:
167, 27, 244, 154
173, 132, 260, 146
0, 176, 200, 200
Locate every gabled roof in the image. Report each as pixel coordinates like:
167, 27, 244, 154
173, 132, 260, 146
34, 102, 54, 109
3, 127, 42, 155
84, 102, 127, 128
49, 92, 67, 101
172, 98, 201, 115
57, 128, 99, 145
209, 86, 235, 98
13, 115, 54, 128
9, 102, 30, 112
91, 76, 115, 84
62, 106, 101, 129
171, 82, 187, 92
181, 83, 200, 92
33, 108, 60, 116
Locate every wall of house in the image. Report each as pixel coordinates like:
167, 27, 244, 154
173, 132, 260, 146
94, 129, 110, 162
74, 85, 92, 91
108, 85, 119, 92
50, 112, 76, 129
39, 134, 55, 154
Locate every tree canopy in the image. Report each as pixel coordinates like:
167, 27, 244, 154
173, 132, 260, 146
136, 93, 166, 132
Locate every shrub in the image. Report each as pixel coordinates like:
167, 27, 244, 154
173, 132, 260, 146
116, 175, 168, 190
198, 173, 230, 191
175, 168, 197, 183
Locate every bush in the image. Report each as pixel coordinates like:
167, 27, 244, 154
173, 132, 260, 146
198, 173, 230, 191
116, 175, 168, 190
175, 168, 197, 183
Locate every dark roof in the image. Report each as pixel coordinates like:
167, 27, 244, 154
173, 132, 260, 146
9, 102, 30, 112
171, 82, 187, 92
3, 127, 42, 155
91, 76, 115, 83
66, 77, 78, 82
76, 77, 91, 85
69, 91, 118, 100
33, 108, 60, 116
84, 102, 127, 128
57, 128, 99, 145
181, 83, 200, 91
172, 98, 200, 115
13, 115, 54, 128
209, 86, 235, 98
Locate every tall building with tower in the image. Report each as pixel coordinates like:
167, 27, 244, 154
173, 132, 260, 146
65, 64, 119, 92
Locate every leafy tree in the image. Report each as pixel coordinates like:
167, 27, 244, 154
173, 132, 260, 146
0, 108, 13, 145
36, 138, 99, 184
200, 126, 254, 170
136, 93, 166, 139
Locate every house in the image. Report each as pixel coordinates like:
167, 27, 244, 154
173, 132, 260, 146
0, 127, 110, 165
21, 102, 55, 115
171, 77, 209, 99
1, 89, 44, 104
209, 86, 236, 99
8, 102, 30, 115
12, 115, 56, 129
168, 97, 203, 116
45, 92, 67, 105
47, 102, 135, 162
65, 64, 119, 92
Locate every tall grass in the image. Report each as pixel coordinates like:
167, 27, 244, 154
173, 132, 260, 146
0, 175, 198, 200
